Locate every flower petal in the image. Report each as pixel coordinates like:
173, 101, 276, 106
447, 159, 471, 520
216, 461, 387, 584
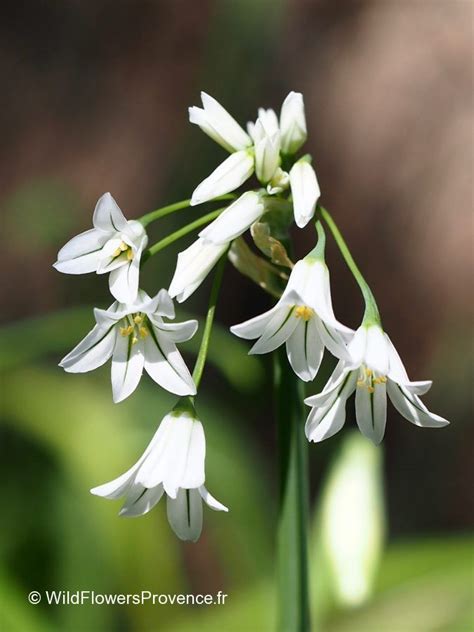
190, 150, 254, 206
198, 191, 264, 245
60, 325, 116, 373
108, 255, 140, 304
167, 488, 203, 542
198, 92, 252, 151
111, 334, 145, 403
286, 317, 324, 382
92, 192, 128, 233
249, 306, 299, 355
304, 362, 351, 408
199, 485, 229, 512
168, 238, 227, 303
289, 160, 320, 228
153, 319, 198, 343
355, 381, 387, 444
305, 372, 357, 442
54, 229, 107, 274
387, 380, 449, 428
143, 326, 196, 396
119, 485, 165, 517
230, 303, 280, 340
364, 326, 390, 375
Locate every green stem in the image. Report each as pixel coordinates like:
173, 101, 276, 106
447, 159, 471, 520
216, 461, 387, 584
317, 205, 381, 325
275, 349, 310, 632
139, 194, 236, 227
192, 254, 227, 389
141, 208, 224, 264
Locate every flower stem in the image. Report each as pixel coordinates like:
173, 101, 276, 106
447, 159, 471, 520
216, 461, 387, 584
192, 254, 227, 389
141, 208, 225, 264
138, 194, 236, 227
317, 205, 381, 325
274, 349, 310, 632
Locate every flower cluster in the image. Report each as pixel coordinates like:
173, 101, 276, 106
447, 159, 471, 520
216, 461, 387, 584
54, 89, 448, 542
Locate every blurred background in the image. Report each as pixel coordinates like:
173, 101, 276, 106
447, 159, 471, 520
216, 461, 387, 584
1, 1, 473, 631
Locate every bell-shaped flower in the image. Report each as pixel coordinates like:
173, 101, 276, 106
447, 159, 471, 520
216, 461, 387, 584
189, 91, 252, 154
289, 158, 321, 228
59, 290, 197, 402
168, 238, 228, 303
280, 91, 307, 155
231, 254, 352, 381
253, 116, 281, 185
54, 193, 148, 303
305, 324, 449, 445
90, 402, 228, 542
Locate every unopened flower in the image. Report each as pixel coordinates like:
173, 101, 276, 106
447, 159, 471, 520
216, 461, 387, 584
60, 290, 197, 402
280, 91, 307, 155
54, 193, 148, 303
231, 255, 351, 381
305, 324, 449, 445
289, 158, 321, 228
91, 402, 228, 542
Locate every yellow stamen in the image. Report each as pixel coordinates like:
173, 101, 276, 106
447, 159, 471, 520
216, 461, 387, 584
119, 241, 128, 252
294, 305, 314, 321
113, 247, 122, 257
120, 325, 133, 337
133, 315, 143, 324
139, 326, 148, 338
126, 249, 134, 261
131, 336, 138, 345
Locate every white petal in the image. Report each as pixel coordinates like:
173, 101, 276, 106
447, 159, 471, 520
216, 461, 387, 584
190, 150, 254, 206
198, 191, 264, 245
385, 333, 430, 391
254, 123, 280, 184
108, 256, 140, 304
199, 92, 252, 151
54, 229, 107, 274
230, 303, 280, 340
135, 415, 176, 487
280, 91, 307, 154
167, 488, 203, 542
153, 319, 198, 343
92, 192, 128, 233
90, 466, 140, 500
111, 334, 145, 403
304, 362, 351, 408
305, 372, 357, 442
355, 381, 387, 444
364, 326, 390, 375
286, 317, 324, 382
403, 380, 433, 396
158, 416, 201, 497
180, 419, 206, 490
60, 325, 116, 373
249, 306, 299, 355
120, 485, 164, 517
347, 327, 368, 367
199, 485, 229, 512
152, 288, 175, 319
143, 327, 196, 395
387, 381, 449, 428
257, 108, 279, 136
314, 316, 350, 362
168, 238, 227, 303
289, 160, 320, 228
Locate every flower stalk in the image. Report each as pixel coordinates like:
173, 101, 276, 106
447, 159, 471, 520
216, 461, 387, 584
274, 347, 310, 632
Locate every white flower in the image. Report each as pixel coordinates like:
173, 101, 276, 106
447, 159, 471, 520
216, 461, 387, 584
305, 324, 449, 445
189, 91, 252, 153
267, 167, 290, 195
54, 193, 148, 303
251, 109, 281, 185
168, 238, 228, 303
59, 289, 197, 402
280, 91, 307, 155
231, 256, 352, 381
90, 406, 228, 542
289, 158, 321, 228
199, 191, 265, 245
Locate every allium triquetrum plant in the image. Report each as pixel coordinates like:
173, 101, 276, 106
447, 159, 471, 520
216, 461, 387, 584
54, 90, 449, 630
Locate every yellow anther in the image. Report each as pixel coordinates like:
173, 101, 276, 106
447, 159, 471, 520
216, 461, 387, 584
113, 248, 122, 257
126, 249, 134, 261
367, 386, 375, 393
294, 305, 314, 321
133, 314, 143, 324
365, 368, 373, 377
120, 325, 133, 337
139, 326, 148, 338
357, 379, 365, 387
373, 376, 387, 384
131, 336, 138, 345
119, 241, 128, 252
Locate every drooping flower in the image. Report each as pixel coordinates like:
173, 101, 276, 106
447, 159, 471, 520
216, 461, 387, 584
289, 157, 321, 228
305, 324, 449, 445
169, 192, 265, 303
91, 402, 228, 542
54, 193, 148, 303
231, 254, 352, 381
59, 289, 197, 402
